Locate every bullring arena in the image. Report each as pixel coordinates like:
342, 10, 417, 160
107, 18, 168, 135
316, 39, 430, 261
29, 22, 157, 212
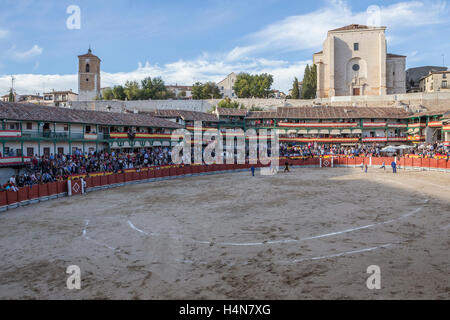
0, 157, 449, 299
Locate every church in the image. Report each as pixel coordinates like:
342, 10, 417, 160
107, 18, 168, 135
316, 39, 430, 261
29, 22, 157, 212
77, 48, 102, 101
313, 24, 406, 98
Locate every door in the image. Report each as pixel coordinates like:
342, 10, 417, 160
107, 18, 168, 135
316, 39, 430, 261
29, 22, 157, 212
27, 147, 34, 157
353, 88, 360, 96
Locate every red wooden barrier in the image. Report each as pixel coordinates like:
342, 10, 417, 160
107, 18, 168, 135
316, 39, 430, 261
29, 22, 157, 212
92, 176, 101, 187
17, 188, 28, 202
192, 165, 200, 174
6, 190, 18, 205
100, 175, 108, 185
108, 174, 117, 185
125, 172, 133, 182
184, 166, 192, 175
47, 182, 58, 196
412, 158, 422, 168
28, 185, 39, 200
57, 181, 68, 194
405, 158, 413, 167
148, 169, 155, 179
38, 184, 49, 198
429, 159, 439, 169
438, 159, 447, 169
70, 180, 82, 196
421, 158, 430, 169
169, 167, 177, 176
176, 167, 184, 176
161, 168, 170, 177
0, 191, 7, 207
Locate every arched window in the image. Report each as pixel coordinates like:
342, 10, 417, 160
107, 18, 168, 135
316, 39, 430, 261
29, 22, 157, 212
86, 64, 90, 72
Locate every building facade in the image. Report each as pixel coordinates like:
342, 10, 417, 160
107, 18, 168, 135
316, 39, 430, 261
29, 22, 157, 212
313, 24, 406, 98
218, 72, 237, 98
419, 70, 449, 93
43, 90, 78, 107
78, 49, 101, 101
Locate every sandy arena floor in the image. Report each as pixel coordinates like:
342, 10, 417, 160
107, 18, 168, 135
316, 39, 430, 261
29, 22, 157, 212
0, 167, 449, 299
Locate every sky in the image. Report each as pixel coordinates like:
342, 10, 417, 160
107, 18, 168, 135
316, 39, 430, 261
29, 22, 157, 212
0, 0, 449, 95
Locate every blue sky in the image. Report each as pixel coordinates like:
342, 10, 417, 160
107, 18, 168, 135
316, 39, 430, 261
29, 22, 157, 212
0, 0, 449, 94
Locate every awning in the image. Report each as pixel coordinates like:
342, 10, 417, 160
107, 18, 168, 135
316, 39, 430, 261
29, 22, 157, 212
341, 129, 352, 134
352, 129, 362, 134
298, 129, 308, 134
308, 129, 319, 134
162, 141, 170, 147
287, 130, 297, 134
330, 130, 341, 135
152, 141, 162, 146
276, 129, 286, 135
319, 129, 329, 134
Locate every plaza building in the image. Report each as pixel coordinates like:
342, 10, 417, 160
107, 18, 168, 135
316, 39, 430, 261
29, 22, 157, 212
313, 24, 406, 98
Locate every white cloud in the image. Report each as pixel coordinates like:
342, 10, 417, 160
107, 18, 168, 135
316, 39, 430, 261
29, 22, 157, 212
9, 45, 43, 61
226, 0, 448, 60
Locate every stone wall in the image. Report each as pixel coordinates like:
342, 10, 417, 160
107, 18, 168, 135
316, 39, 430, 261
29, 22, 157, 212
70, 91, 450, 114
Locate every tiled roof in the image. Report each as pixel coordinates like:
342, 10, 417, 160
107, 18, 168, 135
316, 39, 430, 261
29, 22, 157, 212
147, 109, 219, 122
216, 108, 248, 117
246, 106, 411, 119
330, 24, 370, 32
409, 109, 450, 118
0, 102, 183, 128
387, 53, 406, 58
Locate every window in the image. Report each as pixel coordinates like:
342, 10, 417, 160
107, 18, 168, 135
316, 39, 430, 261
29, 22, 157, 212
64, 124, 69, 131
27, 148, 34, 157
443, 73, 447, 79
26, 122, 32, 130
352, 64, 360, 71
354, 43, 359, 51
58, 147, 64, 154
443, 80, 448, 88
43, 148, 50, 156
86, 64, 90, 72
86, 78, 89, 82
85, 125, 91, 133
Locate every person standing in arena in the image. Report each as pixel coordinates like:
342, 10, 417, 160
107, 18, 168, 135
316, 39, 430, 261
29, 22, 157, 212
284, 161, 290, 173
391, 160, 397, 173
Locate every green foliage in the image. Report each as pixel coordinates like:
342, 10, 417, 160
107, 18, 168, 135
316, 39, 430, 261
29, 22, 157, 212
291, 77, 300, 99
101, 77, 174, 100
192, 82, 221, 100
232, 73, 273, 98
8, 89, 14, 102
301, 64, 317, 99
217, 97, 242, 109
249, 105, 264, 111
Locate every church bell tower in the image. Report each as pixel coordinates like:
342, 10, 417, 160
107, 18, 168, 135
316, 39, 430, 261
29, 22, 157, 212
78, 47, 101, 101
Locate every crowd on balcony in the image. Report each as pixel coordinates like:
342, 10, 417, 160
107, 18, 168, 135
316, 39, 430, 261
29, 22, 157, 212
0, 147, 173, 190
405, 142, 450, 159
280, 143, 383, 157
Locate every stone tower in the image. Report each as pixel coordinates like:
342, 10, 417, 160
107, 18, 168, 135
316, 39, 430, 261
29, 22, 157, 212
78, 48, 101, 101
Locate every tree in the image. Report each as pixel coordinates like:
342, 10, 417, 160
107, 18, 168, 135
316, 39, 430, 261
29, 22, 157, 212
112, 85, 126, 100
192, 82, 221, 99
301, 64, 317, 99
8, 88, 14, 102
102, 88, 114, 100
291, 77, 300, 99
233, 73, 273, 98
124, 81, 141, 101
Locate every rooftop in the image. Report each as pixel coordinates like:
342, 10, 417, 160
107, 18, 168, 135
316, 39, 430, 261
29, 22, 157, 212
246, 106, 411, 120
0, 102, 183, 128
